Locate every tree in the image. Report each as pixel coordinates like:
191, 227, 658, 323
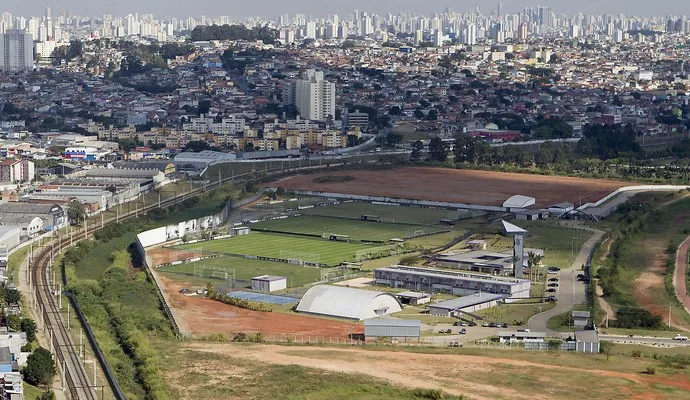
182, 141, 213, 153
410, 140, 424, 161
23, 347, 57, 387
4, 288, 21, 305
21, 318, 38, 343
428, 137, 448, 162
67, 202, 87, 225
5, 314, 21, 331
37, 391, 56, 400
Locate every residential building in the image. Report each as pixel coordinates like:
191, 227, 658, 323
285, 69, 336, 121
0, 29, 33, 72
0, 159, 33, 184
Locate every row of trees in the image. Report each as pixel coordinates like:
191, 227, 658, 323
190, 24, 279, 44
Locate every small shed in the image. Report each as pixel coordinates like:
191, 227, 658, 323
360, 215, 382, 222
251, 275, 287, 293
396, 291, 431, 305
231, 226, 251, 236
439, 219, 456, 226
572, 311, 591, 329
364, 318, 421, 340
575, 330, 600, 353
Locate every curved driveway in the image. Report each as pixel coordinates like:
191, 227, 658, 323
528, 228, 605, 336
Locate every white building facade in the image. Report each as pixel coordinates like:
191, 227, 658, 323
0, 29, 33, 72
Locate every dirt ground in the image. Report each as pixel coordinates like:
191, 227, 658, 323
158, 275, 360, 338
147, 247, 201, 266
273, 167, 629, 208
181, 343, 690, 400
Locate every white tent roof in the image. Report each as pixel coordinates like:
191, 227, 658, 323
502, 220, 527, 235
503, 195, 536, 208
296, 285, 402, 321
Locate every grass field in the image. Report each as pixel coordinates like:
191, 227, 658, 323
483, 222, 590, 269
177, 232, 377, 266
252, 215, 444, 242
158, 255, 323, 287
301, 202, 476, 226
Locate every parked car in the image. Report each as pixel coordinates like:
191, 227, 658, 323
501, 323, 509, 328
453, 321, 467, 326
674, 334, 689, 341
468, 321, 477, 327
448, 341, 463, 347
179, 288, 190, 294
482, 322, 489, 327
546, 288, 557, 293
489, 322, 497, 328
460, 328, 467, 334
545, 296, 557, 302
438, 329, 452, 334
548, 278, 559, 282
548, 283, 559, 287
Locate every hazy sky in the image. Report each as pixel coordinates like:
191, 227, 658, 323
2, 0, 689, 19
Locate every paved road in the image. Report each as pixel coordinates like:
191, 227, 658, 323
599, 334, 690, 347
673, 236, 690, 318
528, 228, 605, 335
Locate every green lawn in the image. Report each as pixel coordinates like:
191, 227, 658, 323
158, 255, 323, 287
301, 202, 474, 226
23, 383, 46, 399
484, 222, 590, 269
252, 215, 443, 241
177, 232, 376, 266
476, 301, 557, 326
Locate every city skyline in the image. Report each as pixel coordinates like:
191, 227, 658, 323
2, 0, 690, 19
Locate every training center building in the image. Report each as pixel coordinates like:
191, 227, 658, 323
251, 275, 287, 293
296, 285, 402, 321
427, 293, 504, 317
374, 265, 531, 299
435, 248, 544, 276
364, 319, 421, 341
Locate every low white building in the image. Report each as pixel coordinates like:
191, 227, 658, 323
498, 330, 546, 344
251, 275, 287, 293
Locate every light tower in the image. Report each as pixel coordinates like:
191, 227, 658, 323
502, 220, 527, 278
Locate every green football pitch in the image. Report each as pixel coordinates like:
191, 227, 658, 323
300, 202, 473, 225
158, 255, 323, 287
252, 215, 442, 241
177, 232, 375, 266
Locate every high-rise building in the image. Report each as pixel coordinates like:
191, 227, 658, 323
517, 22, 528, 42
285, 69, 336, 121
0, 29, 33, 72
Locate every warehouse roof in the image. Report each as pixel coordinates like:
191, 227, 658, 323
363, 319, 421, 327
0, 203, 63, 215
503, 195, 536, 209
428, 293, 504, 311
296, 285, 402, 321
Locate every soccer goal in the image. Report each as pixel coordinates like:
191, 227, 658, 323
279, 250, 321, 266
413, 229, 425, 237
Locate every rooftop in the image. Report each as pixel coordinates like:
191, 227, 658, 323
378, 265, 530, 286
428, 293, 504, 311
363, 318, 421, 327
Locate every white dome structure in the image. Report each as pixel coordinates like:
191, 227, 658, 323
296, 285, 402, 321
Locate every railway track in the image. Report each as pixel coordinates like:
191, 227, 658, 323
29, 162, 353, 398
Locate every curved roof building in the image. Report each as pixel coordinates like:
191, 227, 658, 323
296, 285, 402, 321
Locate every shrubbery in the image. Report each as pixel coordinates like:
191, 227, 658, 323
612, 307, 663, 329
211, 293, 273, 312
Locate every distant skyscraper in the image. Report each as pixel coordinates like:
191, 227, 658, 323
517, 22, 528, 42
0, 29, 34, 72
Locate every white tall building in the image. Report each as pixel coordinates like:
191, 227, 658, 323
0, 29, 33, 72
288, 69, 335, 121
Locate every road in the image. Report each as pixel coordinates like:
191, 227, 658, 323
599, 334, 690, 347
528, 227, 605, 335
674, 236, 690, 318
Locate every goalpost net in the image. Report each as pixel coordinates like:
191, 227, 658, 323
279, 250, 321, 266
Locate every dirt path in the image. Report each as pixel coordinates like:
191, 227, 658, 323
595, 237, 616, 325
184, 343, 690, 400
674, 236, 690, 319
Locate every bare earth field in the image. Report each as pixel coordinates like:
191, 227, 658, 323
274, 167, 629, 208
147, 246, 200, 266
158, 276, 359, 338
174, 342, 690, 400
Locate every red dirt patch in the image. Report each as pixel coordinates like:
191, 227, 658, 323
158, 275, 360, 339
147, 247, 201, 266
675, 237, 690, 317
273, 167, 629, 208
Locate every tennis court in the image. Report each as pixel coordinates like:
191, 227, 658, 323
226, 291, 298, 305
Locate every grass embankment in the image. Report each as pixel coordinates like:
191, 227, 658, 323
63, 181, 254, 399
595, 192, 690, 329
7, 244, 30, 283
